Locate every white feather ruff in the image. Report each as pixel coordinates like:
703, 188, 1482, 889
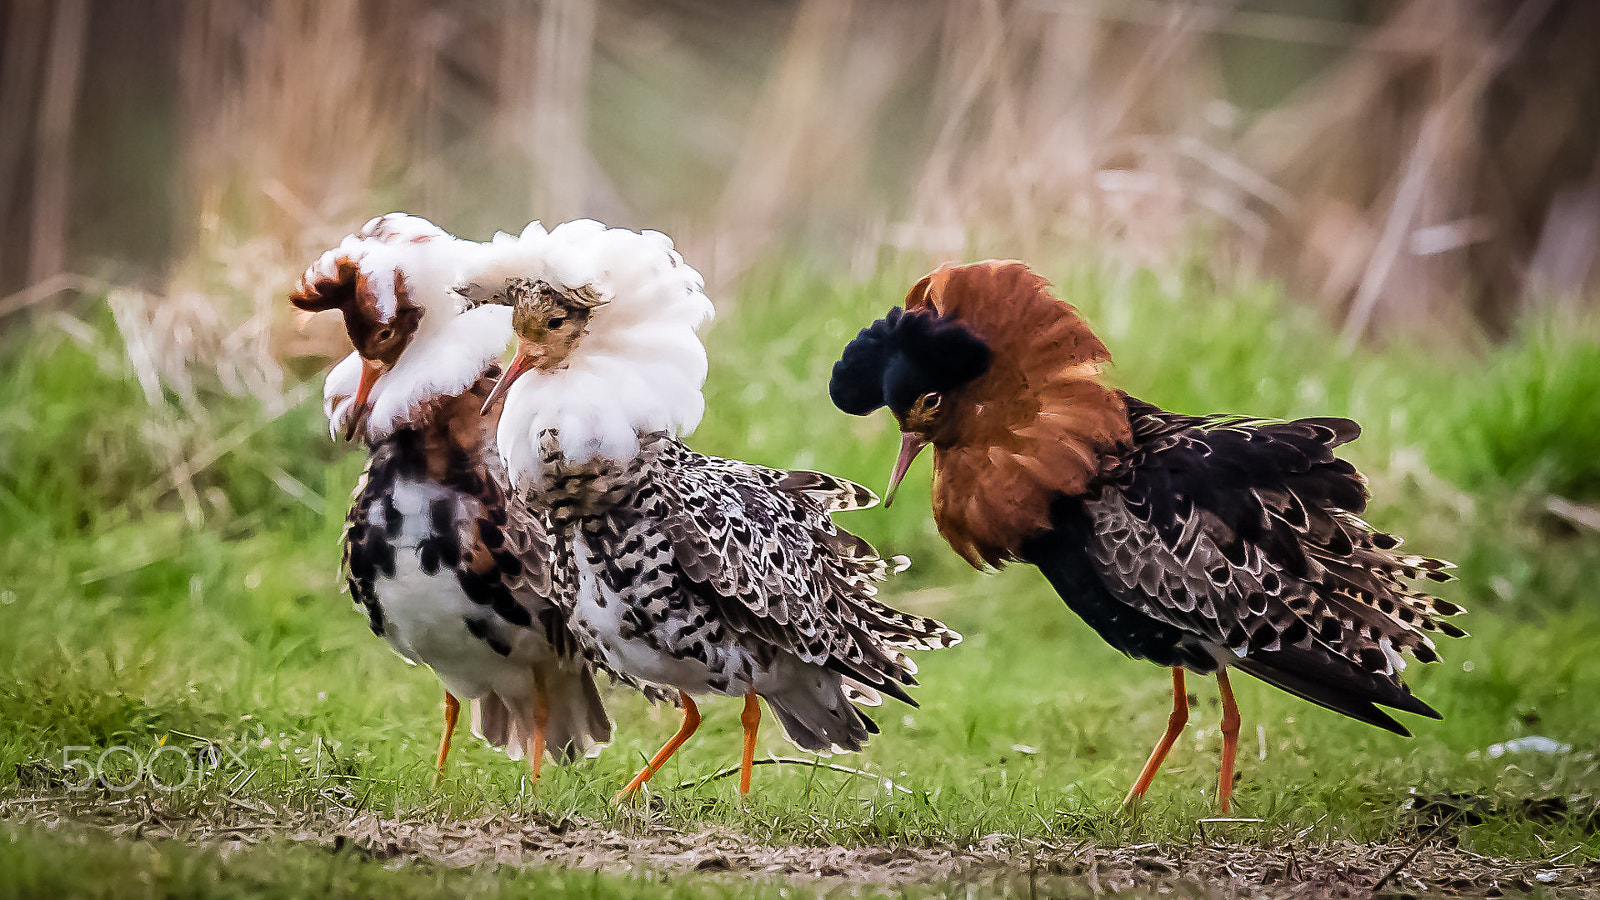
475, 220, 715, 487
310, 213, 510, 440
365, 304, 512, 437
323, 352, 362, 439
299, 214, 468, 322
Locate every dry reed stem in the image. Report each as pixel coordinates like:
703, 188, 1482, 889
1340, 0, 1559, 348
28, 0, 87, 286
705, 0, 939, 283
0, 1, 47, 289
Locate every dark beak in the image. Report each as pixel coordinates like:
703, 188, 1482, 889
481, 343, 539, 416
344, 359, 385, 443
884, 432, 929, 509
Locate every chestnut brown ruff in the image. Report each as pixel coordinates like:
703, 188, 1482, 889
904, 261, 1131, 568
415, 370, 502, 487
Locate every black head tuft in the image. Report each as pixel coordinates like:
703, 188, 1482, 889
829, 307, 992, 417
829, 308, 905, 415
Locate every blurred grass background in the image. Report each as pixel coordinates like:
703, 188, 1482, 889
1, 0, 1599, 893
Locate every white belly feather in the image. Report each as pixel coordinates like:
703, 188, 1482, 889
367, 479, 541, 704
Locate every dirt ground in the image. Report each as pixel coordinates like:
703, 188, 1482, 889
3, 793, 1596, 898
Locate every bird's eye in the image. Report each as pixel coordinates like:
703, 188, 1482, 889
547, 317, 566, 329
919, 392, 943, 413
375, 328, 393, 343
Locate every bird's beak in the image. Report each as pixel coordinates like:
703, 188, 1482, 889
344, 359, 385, 443
481, 342, 538, 416
884, 432, 929, 509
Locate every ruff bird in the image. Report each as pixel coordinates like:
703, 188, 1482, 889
465, 219, 960, 797
293, 213, 610, 781
828, 261, 1463, 812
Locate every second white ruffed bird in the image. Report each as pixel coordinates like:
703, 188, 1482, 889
464, 219, 961, 797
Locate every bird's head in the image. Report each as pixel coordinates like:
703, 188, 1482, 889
291, 213, 492, 442
475, 276, 609, 414
291, 253, 424, 442
831, 261, 1132, 566
830, 306, 993, 506
462, 219, 713, 479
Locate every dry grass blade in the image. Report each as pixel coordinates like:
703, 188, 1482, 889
1339, 0, 1560, 349
671, 756, 915, 795
0, 273, 107, 319
1546, 497, 1600, 532
1367, 806, 1466, 897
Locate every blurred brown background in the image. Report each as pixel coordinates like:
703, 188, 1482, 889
2, 0, 1597, 376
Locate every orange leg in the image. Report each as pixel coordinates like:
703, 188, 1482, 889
738, 693, 761, 795
1122, 668, 1189, 807
616, 692, 701, 799
1216, 668, 1241, 814
434, 691, 461, 786
527, 683, 550, 781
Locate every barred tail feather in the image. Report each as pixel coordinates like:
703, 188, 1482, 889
760, 658, 877, 754
469, 665, 612, 764
470, 694, 511, 749
537, 662, 613, 763
851, 596, 962, 651
776, 470, 879, 512
1233, 644, 1440, 737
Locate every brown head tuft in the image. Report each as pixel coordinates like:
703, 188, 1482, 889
905, 261, 1132, 568
290, 256, 422, 367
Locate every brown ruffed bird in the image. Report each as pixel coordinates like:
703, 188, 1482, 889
828, 260, 1464, 812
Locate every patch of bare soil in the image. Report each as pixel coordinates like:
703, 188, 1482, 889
3, 793, 1596, 898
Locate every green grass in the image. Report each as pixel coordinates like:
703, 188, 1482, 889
2, 261, 1598, 896
0, 821, 808, 900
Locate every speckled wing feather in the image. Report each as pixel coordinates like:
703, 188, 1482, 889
1077, 396, 1463, 730
643, 438, 960, 700
541, 526, 671, 705
469, 453, 576, 659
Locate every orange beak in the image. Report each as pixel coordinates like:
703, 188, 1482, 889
345, 358, 385, 443
481, 343, 539, 416
883, 432, 929, 509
